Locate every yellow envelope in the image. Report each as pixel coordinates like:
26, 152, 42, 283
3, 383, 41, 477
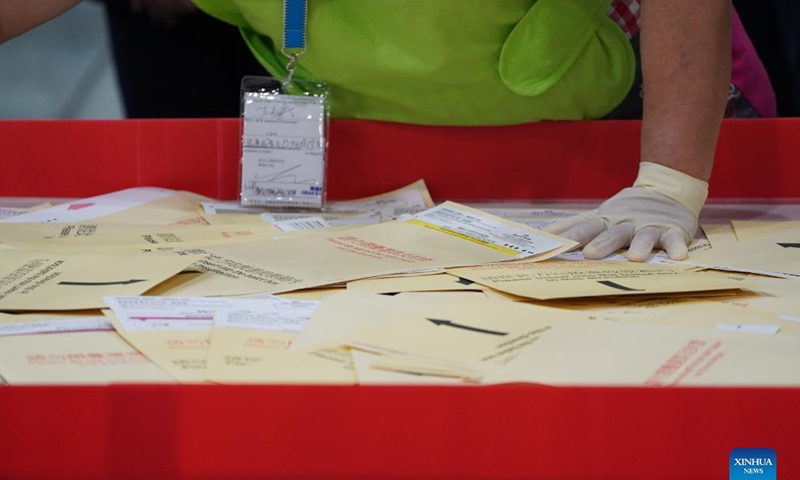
731, 221, 800, 241
106, 310, 210, 383
485, 319, 800, 386
346, 273, 483, 294
290, 291, 487, 352
350, 350, 468, 385
0, 223, 166, 244
208, 340, 357, 385
157, 202, 574, 297
206, 298, 319, 383
212, 291, 445, 385
93, 190, 212, 225
367, 269, 445, 279
328, 179, 435, 216
542, 297, 800, 336
203, 213, 270, 226
0, 188, 210, 226
532, 292, 741, 317
741, 275, 800, 298
200, 178, 433, 226
345, 298, 587, 368
0, 330, 173, 385
206, 327, 297, 383
447, 260, 745, 300
143, 271, 206, 296
365, 352, 489, 381
0, 251, 203, 310
700, 222, 739, 248
687, 229, 800, 278
391, 291, 489, 303
718, 295, 800, 331
103, 296, 274, 382
273, 287, 345, 301
3, 224, 279, 253
289, 292, 403, 351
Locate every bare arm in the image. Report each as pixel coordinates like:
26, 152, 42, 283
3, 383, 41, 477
0, 0, 83, 44
640, 0, 731, 181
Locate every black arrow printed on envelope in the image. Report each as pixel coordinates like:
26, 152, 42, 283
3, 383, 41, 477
777, 243, 800, 249
58, 279, 147, 286
597, 280, 645, 292
426, 318, 508, 336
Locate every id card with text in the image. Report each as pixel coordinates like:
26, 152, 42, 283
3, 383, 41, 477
240, 77, 328, 210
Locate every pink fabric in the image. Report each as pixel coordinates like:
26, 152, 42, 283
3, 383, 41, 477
731, 9, 777, 118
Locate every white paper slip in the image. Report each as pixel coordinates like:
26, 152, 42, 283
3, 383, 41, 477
328, 211, 385, 226
201, 202, 263, 216
0, 207, 28, 220
405, 203, 565, 259
240, 93, 326, 209
104, 296, 270, 332
0, 317, 113, 337
215, 299, 319, 333
0, 188, 174, 223
269, 216, 330, 232
476, 208, 582, 219
262, 212, 332, 223
716, 324, 781, 335
263, 212, 383, 231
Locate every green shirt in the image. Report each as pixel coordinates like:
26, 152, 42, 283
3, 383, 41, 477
193, 0, 634, 126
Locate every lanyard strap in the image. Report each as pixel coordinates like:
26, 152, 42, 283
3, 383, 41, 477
282, 0, 307, 86
283, 0, 308, 52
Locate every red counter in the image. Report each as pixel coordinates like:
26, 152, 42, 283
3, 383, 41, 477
1, 118, 799, 480
1, 118, 799, 201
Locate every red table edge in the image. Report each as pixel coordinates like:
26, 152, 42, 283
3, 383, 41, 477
1, 383, 799, 480
1, 117, 798, 201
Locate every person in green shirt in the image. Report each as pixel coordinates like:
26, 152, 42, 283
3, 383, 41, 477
1, 0, 734, 262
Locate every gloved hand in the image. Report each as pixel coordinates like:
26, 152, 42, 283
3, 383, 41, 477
544, 162, 708, 262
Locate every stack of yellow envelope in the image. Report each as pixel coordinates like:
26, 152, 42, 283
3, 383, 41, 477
1, 182, 799, 387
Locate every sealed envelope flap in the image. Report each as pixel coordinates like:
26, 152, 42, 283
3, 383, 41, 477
499, 0, 634, 108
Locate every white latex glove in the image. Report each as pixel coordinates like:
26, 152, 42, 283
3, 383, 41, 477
544, 162, 708, 262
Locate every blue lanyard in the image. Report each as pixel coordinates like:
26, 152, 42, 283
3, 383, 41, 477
283, 0, 308, 52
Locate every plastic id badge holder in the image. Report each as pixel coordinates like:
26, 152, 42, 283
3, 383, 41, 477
239, 0, 329, 210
